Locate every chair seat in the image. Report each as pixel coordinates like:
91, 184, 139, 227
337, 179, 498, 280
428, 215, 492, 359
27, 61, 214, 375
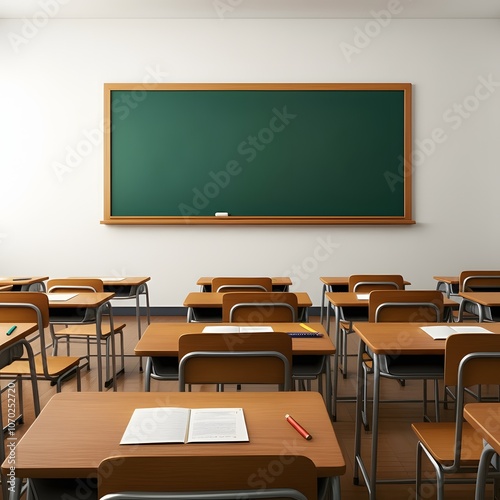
411, 421, 483, 466
54, 322, 126, 338
292, 356, 325, 377
379, 354, 444, 378
0, 354, 80, 378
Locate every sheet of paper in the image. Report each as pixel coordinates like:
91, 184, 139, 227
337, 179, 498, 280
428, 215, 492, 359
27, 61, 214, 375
239, 326, 274, 332
202, 326, 240, 333
46, 293, 77, 302
421, 325, 492, 340
99, 277, 125, 281
120, 407, 190, 444
187, 408, 249, 443
356, 293, 370, 300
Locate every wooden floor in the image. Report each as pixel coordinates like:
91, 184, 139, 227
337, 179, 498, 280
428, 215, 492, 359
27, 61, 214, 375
1, 315, 493, 500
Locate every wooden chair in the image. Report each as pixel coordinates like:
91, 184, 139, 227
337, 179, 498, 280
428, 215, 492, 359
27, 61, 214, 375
178, 332, 293, 391
97, 455, 317, 500
338, 274, 405, 378
47, 278, 125, 386
221, 292, 298, 322
222, 291, 322, 391
411, 334, 500, 500
0, 292, 81, 392
361, 290, 445, 429
457, 270, 500, 321
211, 276, 273, 293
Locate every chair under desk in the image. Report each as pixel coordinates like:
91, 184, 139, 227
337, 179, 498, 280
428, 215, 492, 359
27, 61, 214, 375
459, 291, 500, 322
134, 321, 335, 417
183, 291, 312, 322
0, 276, 48, 292
352, 321, 500, 500
47, 291, 118, 391
1, 391, 346, 500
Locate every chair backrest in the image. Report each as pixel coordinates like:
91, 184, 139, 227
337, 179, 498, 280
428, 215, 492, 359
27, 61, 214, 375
47, 278, 104, 293
98, 455, 317, 499
443, 334, 500, 467
0, 292, 50, 368
348, 274, 405, 293
178, 332, 292, 390
459, 270, 500, 292
368, 290, 444, 323
221, 292, 298, 322
212, 277, 273, 293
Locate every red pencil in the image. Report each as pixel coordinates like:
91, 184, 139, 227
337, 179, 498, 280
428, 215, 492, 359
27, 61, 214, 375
285, 414, 312, 440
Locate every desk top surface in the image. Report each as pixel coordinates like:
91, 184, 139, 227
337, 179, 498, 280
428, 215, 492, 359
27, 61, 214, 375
4, 391, 345, 478
69, 276, 150, 286
352, 321, 500, 355
464, 403, 500, 454
0, 323, 38, 350
460, 292, 500, 306
0, 276, 48, 285
433, 275, 459, 284
47, 291, 115, 307
135, 322, 334, 356
325, 291, 458, 308
184, 292, 312, 307
197, 277, 292, 286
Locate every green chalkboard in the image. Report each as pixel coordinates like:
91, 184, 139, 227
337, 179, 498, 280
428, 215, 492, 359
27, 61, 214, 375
103, 83, 413, 225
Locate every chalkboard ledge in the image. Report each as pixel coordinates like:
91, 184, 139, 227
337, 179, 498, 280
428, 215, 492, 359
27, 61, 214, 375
100, 216, 416, 226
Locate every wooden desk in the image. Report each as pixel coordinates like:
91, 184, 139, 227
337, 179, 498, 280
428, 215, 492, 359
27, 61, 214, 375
0, 277, 48, 292
2, 391, 346, 499
197, 276, 292, 292
352, 322, 500, 500
0, 323, 40, 416
0, 285, 12, 291
135, 322, 334, 416
459, 292, 500, 322
70, 277, 151, 370
183, 291, 312, 323
433, 275, 459, 298
464, 402, 500, 500
48, 291, 117, 391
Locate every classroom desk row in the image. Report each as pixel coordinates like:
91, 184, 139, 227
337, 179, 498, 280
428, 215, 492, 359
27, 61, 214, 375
3, 391, 345, 500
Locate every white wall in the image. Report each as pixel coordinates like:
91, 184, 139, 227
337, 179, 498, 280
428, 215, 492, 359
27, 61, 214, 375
1, 17, 499, 307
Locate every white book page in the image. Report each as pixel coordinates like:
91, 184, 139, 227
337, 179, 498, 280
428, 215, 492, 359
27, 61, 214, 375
202, 326, 240, 333
99, 277, 125, 282
46, 293, 77, 302
120, 407, 190, 444
239, 326, 274, 332
450, 326, 492, 333
187, 408, 249, 443
421, 325, 492, 340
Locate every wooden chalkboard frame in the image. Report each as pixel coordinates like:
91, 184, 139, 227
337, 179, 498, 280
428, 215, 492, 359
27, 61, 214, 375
102, 83, 414, 225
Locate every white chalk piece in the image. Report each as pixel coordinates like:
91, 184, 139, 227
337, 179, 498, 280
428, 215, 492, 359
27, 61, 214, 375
215, 212, 229, 217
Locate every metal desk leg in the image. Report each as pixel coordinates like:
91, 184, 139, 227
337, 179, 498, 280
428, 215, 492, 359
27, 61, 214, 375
354, 341, 380, 500
324, 354, 332, 419
135, 283, 151, 371
320, 284, 327, 325
475, 442, 496, 500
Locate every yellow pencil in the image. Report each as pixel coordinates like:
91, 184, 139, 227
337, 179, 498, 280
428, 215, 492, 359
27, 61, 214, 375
300, 323, 318, 333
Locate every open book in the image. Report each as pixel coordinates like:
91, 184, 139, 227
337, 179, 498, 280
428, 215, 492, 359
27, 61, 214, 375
120, 407, 249, 444
421, 325, 492, 340
202, 326, 274, 333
